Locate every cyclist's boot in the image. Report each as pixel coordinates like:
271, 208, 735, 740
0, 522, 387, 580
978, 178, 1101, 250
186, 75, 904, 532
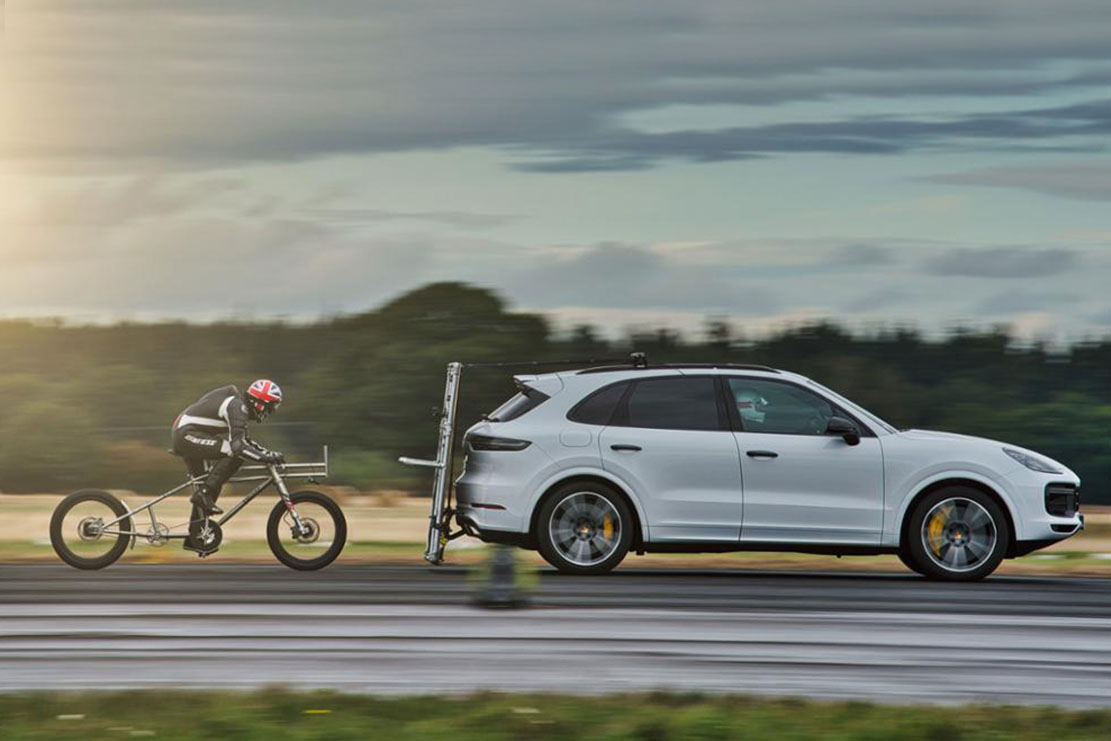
189, 486, 224, 516
183, 537, 207, 555
183, 501, 204, 554
183, 501, 218, 555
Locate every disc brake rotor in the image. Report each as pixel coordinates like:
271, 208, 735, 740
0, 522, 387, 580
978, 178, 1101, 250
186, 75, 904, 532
293, 517, 320, 544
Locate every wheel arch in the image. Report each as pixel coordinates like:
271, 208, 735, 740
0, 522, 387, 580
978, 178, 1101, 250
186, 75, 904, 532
528, 473, 646, 550
898, 477, 1019, 558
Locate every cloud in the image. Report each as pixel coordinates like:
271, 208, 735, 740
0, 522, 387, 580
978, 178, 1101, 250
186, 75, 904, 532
503, 243, 783, 314
30, 177, 243, 225
840, 287, 913, 313
824, 244, 894, 266
5, 200, 1111, 341
515, 98, 1111, 171
921, 159, 1111, 202
1088, 310, 1111, 327
976, 291, 1080, 315
308, 208, 522, 230
923, 247, 1079, 279
4, 1, 1111, 171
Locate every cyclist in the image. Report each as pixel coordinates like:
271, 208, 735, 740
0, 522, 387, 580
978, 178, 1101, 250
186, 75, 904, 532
171, 380, 285, 548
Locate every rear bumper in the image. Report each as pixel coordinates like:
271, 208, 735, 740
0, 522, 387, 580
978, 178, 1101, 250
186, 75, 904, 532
455, 509, 533, 547
454, 469, 531, 533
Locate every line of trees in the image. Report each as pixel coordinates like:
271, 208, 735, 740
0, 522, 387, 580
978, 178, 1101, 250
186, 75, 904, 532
1, 282, 1108, 502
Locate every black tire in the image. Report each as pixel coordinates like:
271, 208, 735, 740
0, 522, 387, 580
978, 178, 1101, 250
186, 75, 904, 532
266, 490, 347, 571
905, 486, 1010, 582
897, 548, 927, 576
50, 489, 132, 570
536, 481, 632, 575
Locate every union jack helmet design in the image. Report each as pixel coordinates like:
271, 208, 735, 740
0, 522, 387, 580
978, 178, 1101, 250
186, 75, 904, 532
245, 379, 283, 420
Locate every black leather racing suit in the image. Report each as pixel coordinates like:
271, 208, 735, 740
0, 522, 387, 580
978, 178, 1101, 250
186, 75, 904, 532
171, 385, 277, 503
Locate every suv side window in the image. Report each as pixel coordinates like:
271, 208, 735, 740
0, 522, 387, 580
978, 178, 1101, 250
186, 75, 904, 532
615, 376, 724, 432
568, 381, 629, 425
727, 377, 851, 435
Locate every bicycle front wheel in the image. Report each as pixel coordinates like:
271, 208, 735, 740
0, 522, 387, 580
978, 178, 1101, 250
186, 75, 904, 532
50, 489, 132, 570
266, 490, 347, 571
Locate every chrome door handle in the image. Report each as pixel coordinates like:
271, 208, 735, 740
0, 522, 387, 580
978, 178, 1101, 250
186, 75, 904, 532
746, 450, 778, 459
610, 444, 642, 452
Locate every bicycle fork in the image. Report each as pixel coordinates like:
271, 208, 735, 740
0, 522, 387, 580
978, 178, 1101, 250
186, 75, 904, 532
269, 464, 309, 537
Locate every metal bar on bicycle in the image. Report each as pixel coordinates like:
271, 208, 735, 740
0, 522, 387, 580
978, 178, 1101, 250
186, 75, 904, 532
227, 472, 322, 483
99, 479, 195, 530
237, 462, 323, 472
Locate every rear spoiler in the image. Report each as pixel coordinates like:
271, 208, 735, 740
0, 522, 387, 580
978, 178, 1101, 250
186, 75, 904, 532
513, 374, 564, 398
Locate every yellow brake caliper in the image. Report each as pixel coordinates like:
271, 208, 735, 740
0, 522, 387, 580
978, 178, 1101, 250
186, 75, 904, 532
603, 514, 614, 541
928, 506, 951, 556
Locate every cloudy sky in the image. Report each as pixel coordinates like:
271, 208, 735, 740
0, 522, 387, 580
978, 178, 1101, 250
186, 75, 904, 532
2, 1, 1110, 339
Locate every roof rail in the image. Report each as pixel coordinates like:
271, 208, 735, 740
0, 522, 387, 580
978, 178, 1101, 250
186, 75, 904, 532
465, 352, 645, 370
577, 362, 780, 375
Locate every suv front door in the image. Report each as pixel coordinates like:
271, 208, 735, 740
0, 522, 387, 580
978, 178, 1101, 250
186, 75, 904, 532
599, 375, 743, 542
726, 377, 884, 545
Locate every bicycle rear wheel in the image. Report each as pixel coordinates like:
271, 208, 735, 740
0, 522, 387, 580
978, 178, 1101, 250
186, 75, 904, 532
266, 490, 346, 571
50, 489, 132, 570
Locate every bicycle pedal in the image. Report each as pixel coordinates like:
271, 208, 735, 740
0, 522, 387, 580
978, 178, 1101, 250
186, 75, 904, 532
183, 541, 218, 557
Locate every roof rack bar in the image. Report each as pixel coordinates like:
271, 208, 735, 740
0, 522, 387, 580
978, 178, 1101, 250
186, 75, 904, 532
577, 362, 779, 375
465, 352, 647, 370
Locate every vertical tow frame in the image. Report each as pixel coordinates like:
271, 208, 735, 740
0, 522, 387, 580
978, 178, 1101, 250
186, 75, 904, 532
400, 361, 463, 564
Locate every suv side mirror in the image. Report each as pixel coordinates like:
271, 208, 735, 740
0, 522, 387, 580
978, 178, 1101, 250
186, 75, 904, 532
826, 416, 860, 446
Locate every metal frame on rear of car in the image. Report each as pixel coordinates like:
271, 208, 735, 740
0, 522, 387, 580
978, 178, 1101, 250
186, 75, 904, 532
400, 355, 647, 564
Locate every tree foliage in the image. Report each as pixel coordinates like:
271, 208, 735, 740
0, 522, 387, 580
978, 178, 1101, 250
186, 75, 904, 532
1, 282, 1108, 502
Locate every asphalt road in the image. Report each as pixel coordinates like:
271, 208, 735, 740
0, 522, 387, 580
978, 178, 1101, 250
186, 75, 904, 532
1, 564, 1109, 706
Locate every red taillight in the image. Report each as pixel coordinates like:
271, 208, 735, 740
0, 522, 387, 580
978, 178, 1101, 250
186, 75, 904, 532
467, 434, 531, 452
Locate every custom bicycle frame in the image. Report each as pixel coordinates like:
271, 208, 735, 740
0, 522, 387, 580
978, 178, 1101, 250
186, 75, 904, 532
95, 447, 329, 544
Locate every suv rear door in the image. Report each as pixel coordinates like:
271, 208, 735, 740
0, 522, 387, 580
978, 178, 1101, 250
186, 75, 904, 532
598, 375, 743, 542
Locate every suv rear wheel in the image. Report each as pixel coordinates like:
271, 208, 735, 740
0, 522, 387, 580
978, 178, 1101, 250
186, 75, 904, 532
537, 482, 632, 575
904, 486, 1010, 581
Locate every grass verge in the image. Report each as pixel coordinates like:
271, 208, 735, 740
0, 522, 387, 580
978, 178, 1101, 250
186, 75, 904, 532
2, 690, 1110, 740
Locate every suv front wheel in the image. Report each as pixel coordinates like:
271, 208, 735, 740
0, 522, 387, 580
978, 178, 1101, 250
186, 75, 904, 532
537, 482, 632, 575
904, 486, 1011, 581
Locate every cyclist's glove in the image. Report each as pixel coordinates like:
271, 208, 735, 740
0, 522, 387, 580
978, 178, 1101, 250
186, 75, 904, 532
264, 451, 285, 465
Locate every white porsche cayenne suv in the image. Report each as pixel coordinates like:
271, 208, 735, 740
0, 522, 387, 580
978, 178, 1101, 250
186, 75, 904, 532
455, 363, 1083, 580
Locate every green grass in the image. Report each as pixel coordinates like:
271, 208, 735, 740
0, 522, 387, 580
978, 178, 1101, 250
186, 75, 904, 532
0, 539, 432, 563
6, 537, 1111, 574
1, 690, 1110, 740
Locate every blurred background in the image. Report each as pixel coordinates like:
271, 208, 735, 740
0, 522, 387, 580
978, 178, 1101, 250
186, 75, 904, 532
0, 281, 1110, 504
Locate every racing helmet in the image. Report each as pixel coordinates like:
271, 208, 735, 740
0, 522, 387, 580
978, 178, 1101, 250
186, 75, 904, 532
732, 386, 767, 424
245, 379, 283, 421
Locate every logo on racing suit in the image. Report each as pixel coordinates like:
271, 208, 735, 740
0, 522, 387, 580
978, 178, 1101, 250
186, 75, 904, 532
185, 434, 219, 447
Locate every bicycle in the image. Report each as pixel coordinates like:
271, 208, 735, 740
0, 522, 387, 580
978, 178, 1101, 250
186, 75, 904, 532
49, 448, 346, 571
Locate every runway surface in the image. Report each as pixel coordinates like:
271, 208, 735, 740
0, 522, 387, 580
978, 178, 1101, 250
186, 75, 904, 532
2, 564, 1109, 706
